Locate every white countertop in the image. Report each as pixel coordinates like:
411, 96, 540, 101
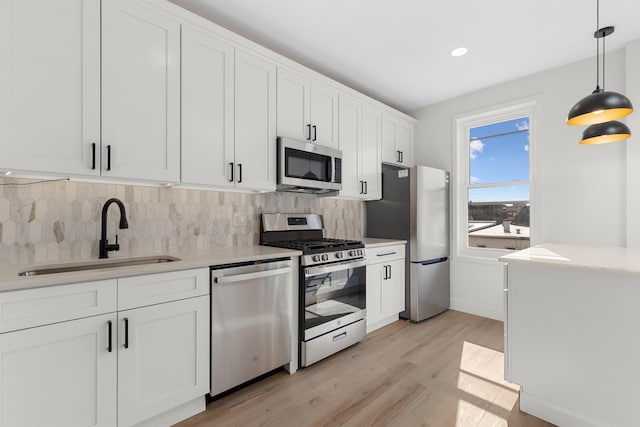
0, 246, 302, 293
499, 242, 640, 275
361, 237, 407, 248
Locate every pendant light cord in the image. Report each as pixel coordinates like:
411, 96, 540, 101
595, 0, 601, 92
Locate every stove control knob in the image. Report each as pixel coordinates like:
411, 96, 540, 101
335, 252, 344, 259
322, 254, 329, 261
312, 255, 321, 262
358, 249, 364, 256
348, 250, 355, 257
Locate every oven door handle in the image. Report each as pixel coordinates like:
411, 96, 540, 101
305, 259, 367, 277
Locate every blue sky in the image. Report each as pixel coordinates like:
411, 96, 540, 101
468, 117, 530, 202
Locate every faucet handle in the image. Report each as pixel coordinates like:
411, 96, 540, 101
111, 235, 120, 252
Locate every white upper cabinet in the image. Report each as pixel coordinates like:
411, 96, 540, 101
360, 103, 382, 199
233, 49, 277, 192
181, 25, 235, 187
382, 112, 415, 166
277, 68, 339, 149
309, 81, 340, 149
338, 94, 361, 198
102, 0, 181, 183
338, 94, 381, 200
0, 0, 100, 176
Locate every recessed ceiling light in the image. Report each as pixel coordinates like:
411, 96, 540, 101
450, 47, 468, 57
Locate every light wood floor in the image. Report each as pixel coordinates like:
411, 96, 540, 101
175, 310, 554, 427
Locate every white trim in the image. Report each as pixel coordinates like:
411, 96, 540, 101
452, 96, 539, 260
519, 390, 608, 427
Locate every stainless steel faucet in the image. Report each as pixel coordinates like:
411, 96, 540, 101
99, 198, 129, 259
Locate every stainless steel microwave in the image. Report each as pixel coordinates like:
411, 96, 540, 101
277, 137, 342, 195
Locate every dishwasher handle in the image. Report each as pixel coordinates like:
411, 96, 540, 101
213, 267, 291, 284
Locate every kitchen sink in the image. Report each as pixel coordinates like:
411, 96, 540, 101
18, 255, 181, 277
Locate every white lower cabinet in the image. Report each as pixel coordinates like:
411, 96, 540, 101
0, 313, 117, 427
117, 296, 209, 427
0, 268, 210, 427
366, 244, 406, 333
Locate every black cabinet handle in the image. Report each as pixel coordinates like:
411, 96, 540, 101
307, 124, 311, 140
400, 151, 404, 163
396, 150, 401, 163
107, 320, 112, 353
107, 145, 112, 171
359, 181, 363, 194
124, 317, 129, 349
364, 181, 368, 195
229, 162, 234, 182
388, 264, 391, 279
238, 164, 242, 183
91, 143, 96, 170
312, 125, 317, 141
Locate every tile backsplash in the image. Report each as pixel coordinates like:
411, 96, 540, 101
0, 177, 362, 266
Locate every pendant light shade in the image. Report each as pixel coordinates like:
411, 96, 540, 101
567, 90, 633, 126
579, 120, 631, 145
566, 3, 633, 143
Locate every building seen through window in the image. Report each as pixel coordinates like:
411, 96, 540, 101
466, 117, 530, 250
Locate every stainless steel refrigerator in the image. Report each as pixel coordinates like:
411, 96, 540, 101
365, 164, 450, 322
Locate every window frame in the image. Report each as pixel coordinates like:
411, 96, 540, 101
453, 98, 538, 260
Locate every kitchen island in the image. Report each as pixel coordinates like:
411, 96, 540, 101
500, 243, 640, 427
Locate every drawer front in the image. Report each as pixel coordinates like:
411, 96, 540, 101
301, 319, 366, 367
118, 268, 209, 310
0, 280, 117, 333
366, 244, 406, 264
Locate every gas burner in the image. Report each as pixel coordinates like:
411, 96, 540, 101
260, 213, 365, 266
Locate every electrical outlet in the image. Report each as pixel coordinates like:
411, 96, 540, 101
233, 213, 246, 227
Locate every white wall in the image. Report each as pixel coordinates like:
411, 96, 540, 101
412, 45, 637, 320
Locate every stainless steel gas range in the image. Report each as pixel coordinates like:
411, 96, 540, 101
260, 213, 366, 367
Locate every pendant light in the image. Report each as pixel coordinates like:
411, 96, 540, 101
580, 120, 631, 144
566, 0, 633, 132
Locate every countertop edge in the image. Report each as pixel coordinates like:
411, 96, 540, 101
499, 243, 640, 276
361, 238, 407, 248
0, 246, 302, 293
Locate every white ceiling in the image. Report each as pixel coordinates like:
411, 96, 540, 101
168, 0, 640, 113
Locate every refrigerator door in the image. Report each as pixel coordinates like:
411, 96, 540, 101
365, 164, 410, 241
404, 258, 450, 322
410, 165, 450, 262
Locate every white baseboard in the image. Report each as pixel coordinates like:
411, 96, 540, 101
520, 390, 605, 427
133, 396, 205, 427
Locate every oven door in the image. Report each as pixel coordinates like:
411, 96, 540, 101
278, 137, 342, 193
302, 259, 366, 341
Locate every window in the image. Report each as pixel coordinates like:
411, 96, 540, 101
454, 100, 535, 257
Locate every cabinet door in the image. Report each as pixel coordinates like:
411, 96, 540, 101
381, 113, 399, 164
0, 0, 100, 176
102, 0, 180, 182
338, 94, 361, 198
366, 263, 384, 330
385, 259, 406, 315
310, 81, 339, 149
277, 67, 310, 141
117, 296, 209, 427
0, 313, 117, 427
360, 103, 382, 200
396, 119, 414, 166
234, 49, 277, 192
181, 25, 235, 187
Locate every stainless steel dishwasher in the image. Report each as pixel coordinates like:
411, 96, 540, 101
210, 258, 293, 396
